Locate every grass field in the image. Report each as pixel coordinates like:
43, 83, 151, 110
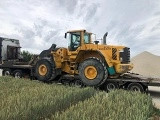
0, 76, 159, 120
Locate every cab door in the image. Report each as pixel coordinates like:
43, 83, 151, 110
68, 32, 81, 51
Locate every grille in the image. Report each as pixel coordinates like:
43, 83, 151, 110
112, 48, 117, 60
120, 47, 130, 64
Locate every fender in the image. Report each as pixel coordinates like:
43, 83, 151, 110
75, 50, 115, 75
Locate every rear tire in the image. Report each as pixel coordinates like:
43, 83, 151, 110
78, 57, 108, 86
35, 58, 56, 82
127, 83, 144, 92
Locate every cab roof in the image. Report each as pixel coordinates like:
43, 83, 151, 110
67, 29, 86, 33
67, 29, 92, 34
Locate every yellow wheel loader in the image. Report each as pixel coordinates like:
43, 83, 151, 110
0, 33, 159, 92
35, 29, 133, 87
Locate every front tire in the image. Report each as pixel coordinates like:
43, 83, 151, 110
78, 57, 108, 86
35, 59, 56, 82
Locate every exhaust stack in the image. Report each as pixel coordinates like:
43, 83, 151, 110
103, 32, 108, 45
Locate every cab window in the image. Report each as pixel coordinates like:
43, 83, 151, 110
68, 32, 80, 51
84, 33, 90, 44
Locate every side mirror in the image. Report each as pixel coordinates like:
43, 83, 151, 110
64, 33, 67, 38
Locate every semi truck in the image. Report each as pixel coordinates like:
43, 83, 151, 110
0, 37, 38, 79
0, 30, 160, 92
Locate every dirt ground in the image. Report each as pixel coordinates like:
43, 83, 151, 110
148, 86, 160, 109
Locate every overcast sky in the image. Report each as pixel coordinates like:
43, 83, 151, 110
0, 0, 160, 57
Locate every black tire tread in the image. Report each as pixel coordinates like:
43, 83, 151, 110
47, 59, 56, 81
93, 57, 108, 86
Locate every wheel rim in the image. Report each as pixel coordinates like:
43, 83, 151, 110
39, 64, 47, 76
107, 83, 116, 91
130, 86, 140, 91
84, 66, 97, 80
15, 72, 21, 78
4, 71, 10, 76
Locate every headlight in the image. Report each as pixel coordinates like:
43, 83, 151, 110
119, 49, 124, 52
120, 57, 123, 62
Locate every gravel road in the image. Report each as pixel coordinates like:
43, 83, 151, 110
148, 86, 160, 109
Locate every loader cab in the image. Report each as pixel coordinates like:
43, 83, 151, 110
65, 30, 91, 51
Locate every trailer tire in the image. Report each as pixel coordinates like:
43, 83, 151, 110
74, 80, 84, 88
13, 70, 23, 78
2, 69, 11, 76
143, 86, 148, 92
104, 81, 119, 92
127, 83, 144, 92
